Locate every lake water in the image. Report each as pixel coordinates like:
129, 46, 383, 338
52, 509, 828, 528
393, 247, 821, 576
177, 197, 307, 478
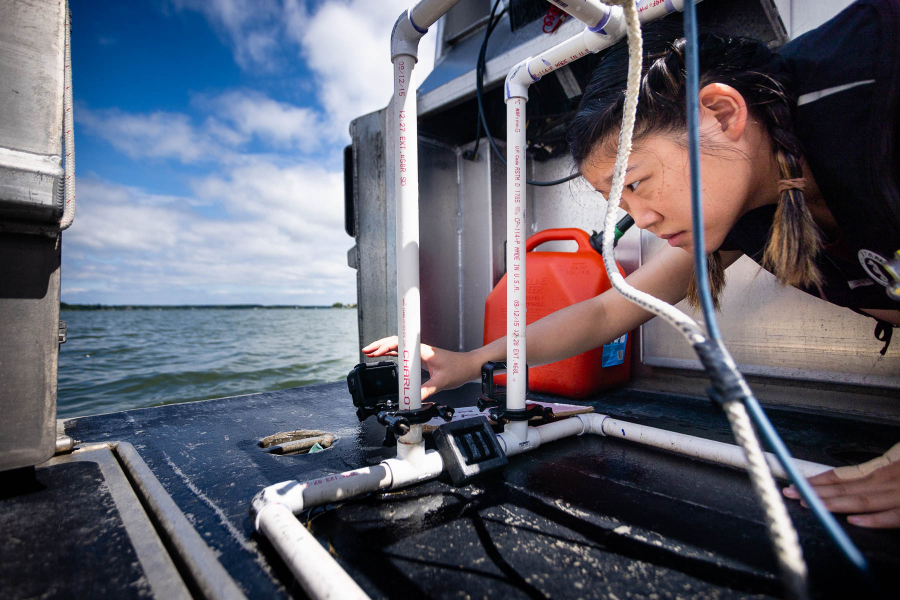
58, 308, 361, 419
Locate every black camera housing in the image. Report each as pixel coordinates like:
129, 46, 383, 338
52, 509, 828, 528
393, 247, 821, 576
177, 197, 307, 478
347, 361, 398, 408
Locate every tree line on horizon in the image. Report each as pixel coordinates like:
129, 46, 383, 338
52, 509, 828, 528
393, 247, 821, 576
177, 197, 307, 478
60, 302, 358, 311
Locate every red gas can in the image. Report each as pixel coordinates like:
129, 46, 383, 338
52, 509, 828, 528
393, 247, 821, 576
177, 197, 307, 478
483, 228, 632, 398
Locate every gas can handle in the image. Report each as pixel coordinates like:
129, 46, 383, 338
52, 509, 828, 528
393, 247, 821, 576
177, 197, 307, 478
526, 228, 593, 253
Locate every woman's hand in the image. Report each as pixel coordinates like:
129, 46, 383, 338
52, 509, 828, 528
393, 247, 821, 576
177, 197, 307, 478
362, 336, 479, 400
783, 442, 900, 528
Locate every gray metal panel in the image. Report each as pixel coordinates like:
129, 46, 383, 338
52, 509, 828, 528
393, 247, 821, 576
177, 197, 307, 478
350, 109, 395, 360
0, 148, 64, 221
458, 139, 499, 351
530, 156, 642, 275
0, 0, 65, 155
0, 0, 66, 221
639, 233, 900, 389
0, 232, 60, 471
774, 0, 854, 38
441, 0, 491, 46
488, 140, 507, 289
418, 137, 462, 352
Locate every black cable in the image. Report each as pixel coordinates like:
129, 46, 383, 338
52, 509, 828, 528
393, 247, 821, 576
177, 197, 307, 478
681, 0, 871, 584
464, 0, 505, 161
470, 0, 581, 187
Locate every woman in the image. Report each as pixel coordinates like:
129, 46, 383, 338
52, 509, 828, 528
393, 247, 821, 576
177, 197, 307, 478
364, 0, 900, 526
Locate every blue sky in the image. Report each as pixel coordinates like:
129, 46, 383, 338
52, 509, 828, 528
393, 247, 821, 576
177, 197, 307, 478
63, 0, 435, 305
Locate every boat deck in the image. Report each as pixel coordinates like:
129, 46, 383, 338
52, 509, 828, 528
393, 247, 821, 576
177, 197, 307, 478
5, 381, 900, 598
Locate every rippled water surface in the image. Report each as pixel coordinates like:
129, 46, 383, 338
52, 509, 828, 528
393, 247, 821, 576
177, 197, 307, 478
58, 308, 360, 418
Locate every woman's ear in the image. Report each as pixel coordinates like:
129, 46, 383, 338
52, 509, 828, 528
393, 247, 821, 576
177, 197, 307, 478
698, 83, 748, 141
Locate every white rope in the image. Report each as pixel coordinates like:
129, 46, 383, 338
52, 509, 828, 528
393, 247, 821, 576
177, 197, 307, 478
597, 1, 808, 595
59, 0, 76, 231
724, 400, 808, 595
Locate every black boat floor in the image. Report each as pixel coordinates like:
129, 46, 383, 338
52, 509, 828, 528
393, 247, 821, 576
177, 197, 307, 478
7, 382, 900, 598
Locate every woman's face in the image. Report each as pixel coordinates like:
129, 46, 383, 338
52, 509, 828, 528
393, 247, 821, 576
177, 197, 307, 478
581, 130, 758, 253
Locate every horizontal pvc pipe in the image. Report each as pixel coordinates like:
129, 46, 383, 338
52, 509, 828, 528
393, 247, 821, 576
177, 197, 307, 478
636, 0, 687, 23
409, 0, 463, 31
578, 413, 832, 480
500, 417, 587, 457
252, 449, 445, 524
505, 0, 694, 100
526, 28, 614, 81
256, 503, 370, 600
535, 416, 586, 445
253, 465, 392, 522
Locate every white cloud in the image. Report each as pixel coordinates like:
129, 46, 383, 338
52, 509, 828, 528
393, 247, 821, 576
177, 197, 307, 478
63, 172, 355, 304
293, 0, 436, 140
169, 0, 437, 141
169, 0, 283, 70
201, 91, 321, 150
81, 90, 326, 160
66, 179, 190, 252
79, 107, 225, 163
191, 161, 344, 231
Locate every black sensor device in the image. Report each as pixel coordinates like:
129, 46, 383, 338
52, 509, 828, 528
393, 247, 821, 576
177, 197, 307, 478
433, 417, 508, 486
347, 361, 398, 408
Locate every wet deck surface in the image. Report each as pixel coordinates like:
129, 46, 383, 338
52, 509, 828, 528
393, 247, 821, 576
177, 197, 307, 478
0, 461, 153, 599
48, 382, 900, 598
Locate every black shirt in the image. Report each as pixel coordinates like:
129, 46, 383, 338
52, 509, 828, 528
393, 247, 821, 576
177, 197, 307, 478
721, 0, 900, 312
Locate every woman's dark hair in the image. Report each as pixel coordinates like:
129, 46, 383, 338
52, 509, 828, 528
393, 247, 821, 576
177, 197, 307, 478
568, 25, 822, 307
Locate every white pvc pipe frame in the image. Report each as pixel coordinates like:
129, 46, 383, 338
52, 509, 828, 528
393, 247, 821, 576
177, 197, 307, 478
501, 0, 689, 447
251, 2, 833, 598
251, 414, 830, 600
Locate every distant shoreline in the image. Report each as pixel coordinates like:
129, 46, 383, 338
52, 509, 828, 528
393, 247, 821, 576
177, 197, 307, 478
60, 303, 358, 311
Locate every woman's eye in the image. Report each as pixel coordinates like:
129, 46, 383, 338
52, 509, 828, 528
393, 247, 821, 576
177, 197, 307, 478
628, 180, 641, 193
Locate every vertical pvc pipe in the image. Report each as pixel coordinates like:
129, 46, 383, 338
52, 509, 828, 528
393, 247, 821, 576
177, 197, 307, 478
505, 97, 528, 441
393, 55, 423, 446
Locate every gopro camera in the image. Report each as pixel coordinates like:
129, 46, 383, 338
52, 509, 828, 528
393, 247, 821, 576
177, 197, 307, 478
347, 361, 398, 408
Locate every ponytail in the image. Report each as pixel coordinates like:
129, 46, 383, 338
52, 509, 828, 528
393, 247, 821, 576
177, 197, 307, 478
762, 128, 823, 289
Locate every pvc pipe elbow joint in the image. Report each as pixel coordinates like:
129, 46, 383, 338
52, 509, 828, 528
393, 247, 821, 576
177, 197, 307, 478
587, 6, 626, 43
251, 480, 307, 530
547, 0, 612, 29
409, 0, 464, 32
505, 59, 537, 102
576, 412, 608, 436
391, 10, 425, 62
